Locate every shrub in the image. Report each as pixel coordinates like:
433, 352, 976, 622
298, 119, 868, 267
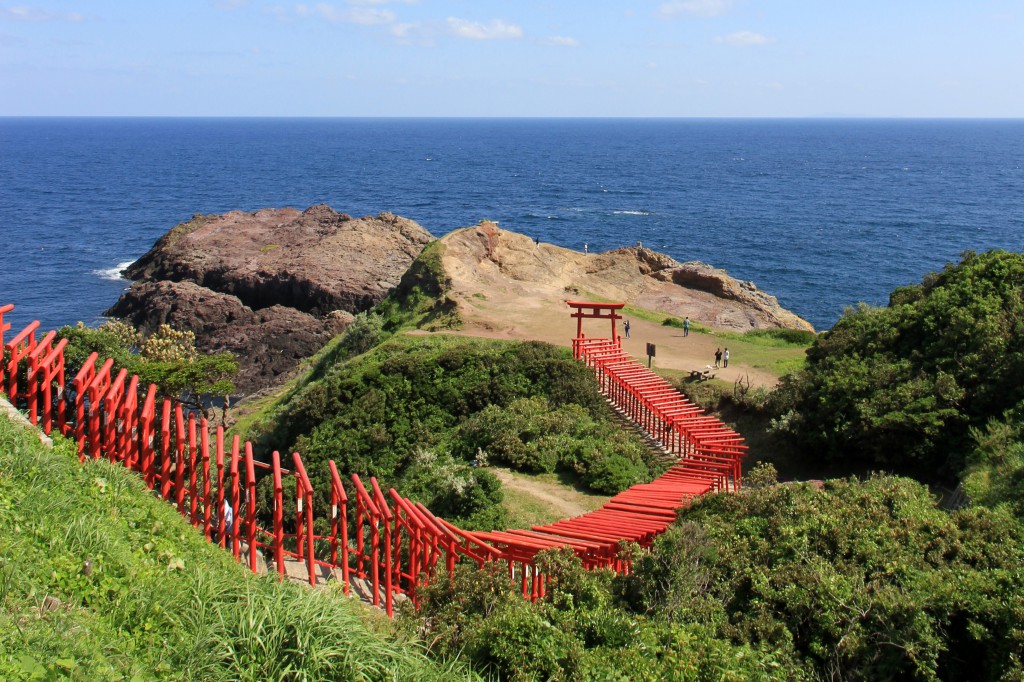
257, 336, 654, 523
773, 250, 1024, 477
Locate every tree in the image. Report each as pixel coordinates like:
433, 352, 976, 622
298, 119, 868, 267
58, 320, 238, 421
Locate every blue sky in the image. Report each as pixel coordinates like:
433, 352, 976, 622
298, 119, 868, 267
1, 1, 1021, 117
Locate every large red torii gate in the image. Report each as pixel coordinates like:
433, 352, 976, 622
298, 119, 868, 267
567, 300, 625, 359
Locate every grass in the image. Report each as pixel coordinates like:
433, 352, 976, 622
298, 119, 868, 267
624, 307, 812, 378
0, 412, 473, 681
492, 467, 609, 528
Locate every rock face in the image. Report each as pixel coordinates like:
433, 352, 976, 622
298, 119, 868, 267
439, 222, 814, 334
109, 206, 433, 393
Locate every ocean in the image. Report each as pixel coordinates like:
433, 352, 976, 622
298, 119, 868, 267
1, 118, 1022, 334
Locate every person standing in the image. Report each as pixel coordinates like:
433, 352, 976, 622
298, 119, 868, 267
683, 317, 690, 337
624, 319, 631, 339
714, 348, 722, 368
723, 348, 730, 368
221, 498, 234, 544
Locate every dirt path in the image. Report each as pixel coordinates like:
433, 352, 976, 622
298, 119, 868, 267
490, 467, 607, 520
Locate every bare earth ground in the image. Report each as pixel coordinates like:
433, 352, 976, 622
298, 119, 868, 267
490, 467, 609, 525
410, 274, 782, 388
414, 226, 799, 389
439, 298, 782, 388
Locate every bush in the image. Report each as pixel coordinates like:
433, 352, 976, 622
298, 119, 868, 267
455, 397, 656, 494
773, 250, 1024, 477
256, 336, 655, 522
57, 321, 238, 420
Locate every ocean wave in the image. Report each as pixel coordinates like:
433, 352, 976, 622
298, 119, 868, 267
612, 210, 653, 216
92, 260, 135, 281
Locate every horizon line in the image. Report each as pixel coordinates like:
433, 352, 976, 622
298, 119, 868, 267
2, 114, 1023, 121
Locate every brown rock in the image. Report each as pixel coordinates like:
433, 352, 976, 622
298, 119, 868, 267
440, 223, 813, 334
106, 281, 337, 393
108, 206, 433, 394
124, 205, 433, 315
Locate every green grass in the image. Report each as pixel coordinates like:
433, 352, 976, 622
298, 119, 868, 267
0, 412, 472, 681
625, 308, 812, 378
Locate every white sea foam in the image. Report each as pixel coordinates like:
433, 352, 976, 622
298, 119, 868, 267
613, 210, 653, 216
93, 260, 135, 281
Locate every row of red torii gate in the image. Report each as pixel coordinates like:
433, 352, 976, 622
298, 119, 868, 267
0, 300, 746, 616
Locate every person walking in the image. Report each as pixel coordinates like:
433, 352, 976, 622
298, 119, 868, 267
683, 317, 690, 337
624, 319, 631, 339
723, 348, 730, 368
714, 348, 722, 368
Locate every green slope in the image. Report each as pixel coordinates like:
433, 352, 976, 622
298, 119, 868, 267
0, 412, 470, 681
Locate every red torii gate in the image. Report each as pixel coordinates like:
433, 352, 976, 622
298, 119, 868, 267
567, 301, 625, 359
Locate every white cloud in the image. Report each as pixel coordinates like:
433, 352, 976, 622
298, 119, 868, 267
292, 2, 395, 25
213, 0, 249, 10
446, 17, 522, 40
657, 0, 732, 19
390, 21, 414, 37
715, 30, 773, 46
542, 35, 579, 48
344, 6, 396, 24
0, 6, 85, 22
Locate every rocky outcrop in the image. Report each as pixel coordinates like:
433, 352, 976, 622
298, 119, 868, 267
106, 281, 351, 391
108, 206, 433, 393
123, 205, 432, 315
439, 223, 814, 334
613, 248, 814, 332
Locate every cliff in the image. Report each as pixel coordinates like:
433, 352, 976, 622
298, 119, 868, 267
108, 205, 434, 392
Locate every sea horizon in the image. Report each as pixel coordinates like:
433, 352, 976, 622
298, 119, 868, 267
2, 117, 1022, 334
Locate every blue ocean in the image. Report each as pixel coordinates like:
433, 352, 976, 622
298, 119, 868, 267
1, 118, 1022, 334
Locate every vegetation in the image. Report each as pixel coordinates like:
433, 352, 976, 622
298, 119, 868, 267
229, 241, 454, 445
374, 240, 461, 332
770, 250, 1024, 479
253, 335, 661, 528
409, 471, 1024, 681
0, 412, 468, 681
58, 320, 237, 420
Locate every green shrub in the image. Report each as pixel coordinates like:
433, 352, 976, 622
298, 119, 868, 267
255, 336, 653, 524
773, 250, 1024, 477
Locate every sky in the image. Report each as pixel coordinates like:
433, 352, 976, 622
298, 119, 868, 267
1, 1, 1022, 117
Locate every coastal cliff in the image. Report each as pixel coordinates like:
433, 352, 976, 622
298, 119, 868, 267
108, 210, 812, 394
108, 205, 434, 392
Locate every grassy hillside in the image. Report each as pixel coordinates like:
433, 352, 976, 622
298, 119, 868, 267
0, 412, 470, 681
